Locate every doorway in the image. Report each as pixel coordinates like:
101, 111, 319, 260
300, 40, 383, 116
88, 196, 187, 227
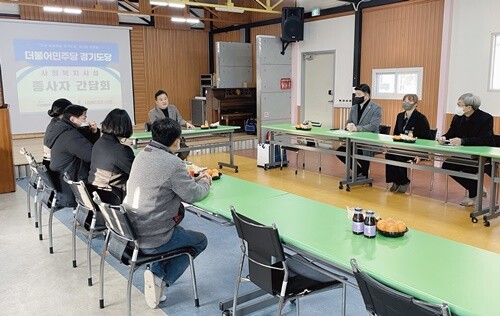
301, 51, 335, 128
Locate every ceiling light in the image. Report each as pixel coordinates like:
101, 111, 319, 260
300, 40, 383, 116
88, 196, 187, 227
214, 7, 244, 14
150, 1, 169, 6
171, 17, 186, 23
43, 6, 63, 13
168, 3, 186, 8
185, 18, 200, 24
63, 8, 82, 14
150, 1, 185, 8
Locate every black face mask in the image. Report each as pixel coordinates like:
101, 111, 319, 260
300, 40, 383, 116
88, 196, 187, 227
353, 96, 365, 105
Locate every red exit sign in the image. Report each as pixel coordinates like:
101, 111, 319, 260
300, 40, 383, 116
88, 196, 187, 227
280, 78, 291, 90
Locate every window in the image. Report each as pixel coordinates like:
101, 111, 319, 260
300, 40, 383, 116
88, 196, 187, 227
489, 33, 500, 91
372, 67, 423, 100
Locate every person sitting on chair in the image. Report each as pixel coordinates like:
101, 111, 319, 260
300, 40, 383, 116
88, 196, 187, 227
437, 93, 494, 206
124, 118, 211, 309
386, 94, 432, 193
47, 105, 100, 208
148, 89, 194, 160
88, 109, 135, 202
336, 84, 382, 178
43, 98, 72, 167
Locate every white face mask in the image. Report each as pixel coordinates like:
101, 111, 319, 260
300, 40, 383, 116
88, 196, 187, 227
80, 121, 89, 127
455, 106, 464, 116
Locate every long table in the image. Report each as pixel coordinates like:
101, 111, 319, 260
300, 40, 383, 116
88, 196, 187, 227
191, 175, 500, 316
130, 125, 240, 172
262, 123, 500, 225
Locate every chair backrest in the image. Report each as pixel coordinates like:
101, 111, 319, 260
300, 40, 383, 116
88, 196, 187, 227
63, 173, 95, 211
430, 128, 438, 140
231, 207, 286, 295
350, 259, 450, 316
36, 165, 56, 191
379, 125, 391, 135
20, 147, 38, 170
494, 134, 500, 147
92, 192, 136, 243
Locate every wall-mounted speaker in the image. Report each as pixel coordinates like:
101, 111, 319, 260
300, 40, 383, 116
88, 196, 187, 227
281, 7, 304, 42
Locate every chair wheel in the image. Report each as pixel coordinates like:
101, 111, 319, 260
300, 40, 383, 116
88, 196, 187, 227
219, 165, 223, 169
346, 186, 351, 192
471, 217, 478, 223
235, 168, 238, 173
484, 220, 490, 227
339, 184, 343, 189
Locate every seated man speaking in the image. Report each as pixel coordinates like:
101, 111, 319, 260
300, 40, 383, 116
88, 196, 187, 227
124, 118, 212, 309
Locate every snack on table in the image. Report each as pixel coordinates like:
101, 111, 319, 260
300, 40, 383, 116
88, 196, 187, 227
376, 217, 407, 233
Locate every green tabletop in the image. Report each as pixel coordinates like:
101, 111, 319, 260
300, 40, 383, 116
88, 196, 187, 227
130, 125, 240, 140
194, 175, 500, 316
262, 123, 351, 139
349, 132, 500, 157
194, 175, 289, 218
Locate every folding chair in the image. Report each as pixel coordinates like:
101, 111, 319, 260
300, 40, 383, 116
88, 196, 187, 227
63, 173, 109, 286
19, 147, 42, 225
350, 258, 450, 316
36, 165, 59, 254
92, 192, 200, 316
230, 207, 347, 315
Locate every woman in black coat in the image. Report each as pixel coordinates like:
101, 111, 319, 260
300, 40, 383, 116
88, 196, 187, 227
47, 104, 100, 208
386, 94, 432, 193
88, 109, 135, 201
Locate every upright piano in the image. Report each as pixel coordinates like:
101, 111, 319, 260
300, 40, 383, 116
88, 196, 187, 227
205, 87, 256, 130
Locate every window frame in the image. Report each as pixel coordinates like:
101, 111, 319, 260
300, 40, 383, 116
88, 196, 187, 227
371, 67, 424, 100
488, 33, 500, 92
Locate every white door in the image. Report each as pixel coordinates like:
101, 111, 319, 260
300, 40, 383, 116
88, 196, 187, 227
302, 51, 335, 128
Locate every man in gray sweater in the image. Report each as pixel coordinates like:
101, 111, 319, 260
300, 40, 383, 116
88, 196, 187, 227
124, 118, 211, 309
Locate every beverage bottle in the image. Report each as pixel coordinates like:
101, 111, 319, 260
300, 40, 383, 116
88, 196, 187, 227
363, 210, 377, 238
352, 207, 364, 235
408, 129, 414, 138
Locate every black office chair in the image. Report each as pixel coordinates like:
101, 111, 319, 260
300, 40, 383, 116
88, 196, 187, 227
36, 165, 59, 254
19, 147, 42, 226
92, 191, 200, 316
379, 125, 391, 135
350, 259, 451, 316
408, 128, 438, 195
230, 207, 347, 315
63, 173, 109, 286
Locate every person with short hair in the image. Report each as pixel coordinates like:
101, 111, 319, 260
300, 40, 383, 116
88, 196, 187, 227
148, 90, 194, 160
124, 118, 211, 309
337, 84, 382, 178
437, 93, 494, 206
386, 94, 432, 193
88, 109, 135, 201
43, 98, 72, 165
47, 104, 100, 208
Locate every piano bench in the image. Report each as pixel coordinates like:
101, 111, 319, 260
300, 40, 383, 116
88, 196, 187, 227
221, 113, 254, 127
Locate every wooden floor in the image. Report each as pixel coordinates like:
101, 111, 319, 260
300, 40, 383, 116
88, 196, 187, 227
189, 151, 500, 254
12, 136, 500, 253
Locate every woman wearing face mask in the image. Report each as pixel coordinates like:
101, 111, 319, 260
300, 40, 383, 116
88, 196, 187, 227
437, 93, 494, 206
46, 104, 100, 209
386, 94, 432, 193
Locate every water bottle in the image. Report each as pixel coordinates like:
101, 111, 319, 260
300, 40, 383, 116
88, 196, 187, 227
363, 210, 377, 238
352, 207, 364, 235
435, 130, 440, 140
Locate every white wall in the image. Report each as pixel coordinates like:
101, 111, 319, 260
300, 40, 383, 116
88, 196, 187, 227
446, 0, 500, 115
291, 15, 355, 123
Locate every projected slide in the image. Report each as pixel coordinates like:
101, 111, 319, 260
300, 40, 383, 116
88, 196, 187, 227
15, 40, 122, 113
0, 20, 134, 134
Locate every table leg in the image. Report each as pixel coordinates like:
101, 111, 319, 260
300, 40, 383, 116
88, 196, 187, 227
217, 131, 239, 172
470, 156, 489, 223
132, 139, 138, 149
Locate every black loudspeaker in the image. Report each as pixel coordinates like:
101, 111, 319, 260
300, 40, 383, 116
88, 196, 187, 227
281, 7, 304, 42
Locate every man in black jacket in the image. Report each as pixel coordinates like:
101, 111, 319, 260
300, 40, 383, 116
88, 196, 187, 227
437, 93, 494, 206
46, 105, 100, 208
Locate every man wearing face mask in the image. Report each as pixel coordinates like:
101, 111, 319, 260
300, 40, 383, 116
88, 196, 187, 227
437, 93, 494, 206
124, 118, 211, 309
47, 104, 100, 208
337, 84, 382, 178
386, 94, 432, 193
